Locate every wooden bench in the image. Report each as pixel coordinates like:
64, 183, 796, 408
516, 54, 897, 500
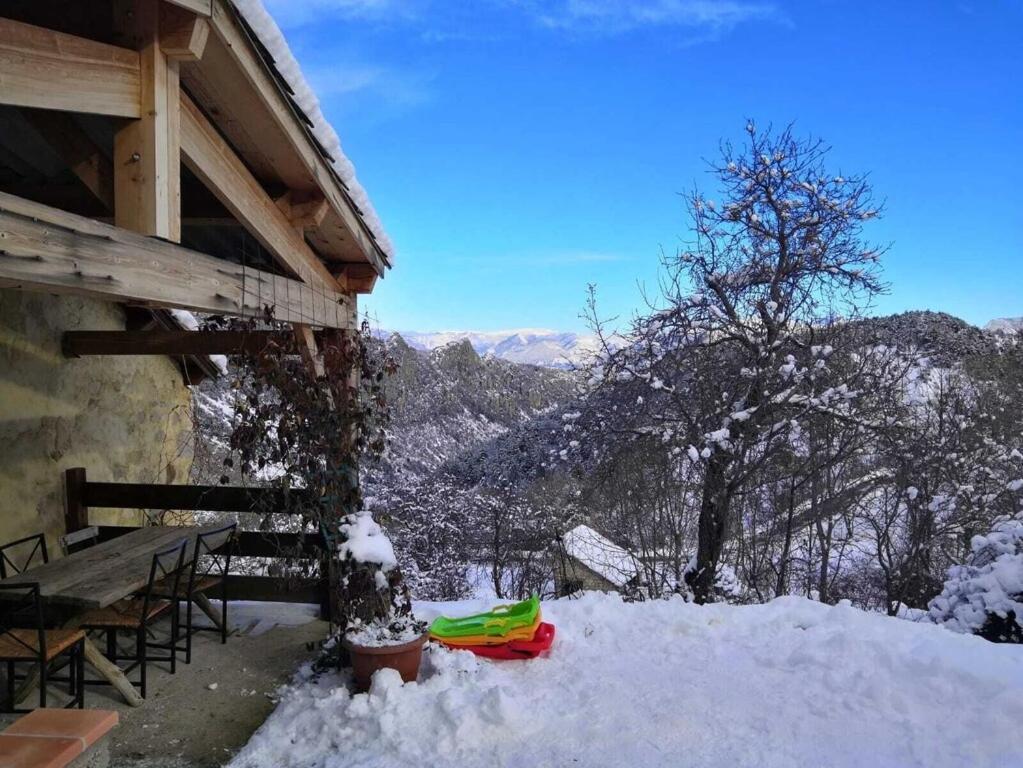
0, 709, 117, 767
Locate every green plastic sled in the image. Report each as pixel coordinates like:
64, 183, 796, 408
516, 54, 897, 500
429, 595, 541, 639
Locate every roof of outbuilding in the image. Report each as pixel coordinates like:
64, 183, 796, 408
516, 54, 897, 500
562, 525, 640, 588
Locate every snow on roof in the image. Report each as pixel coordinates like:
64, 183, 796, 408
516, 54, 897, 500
562, 524, 639, 588
231, 0, 394, 261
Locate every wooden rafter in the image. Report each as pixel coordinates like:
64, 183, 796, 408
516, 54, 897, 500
198, 1, 389, 272
0, 16, 142, 118
21, 110, 114, 211
0, 191, 355, 329
179, 91, 342, 292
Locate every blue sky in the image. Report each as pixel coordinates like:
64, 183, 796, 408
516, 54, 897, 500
266, 0, 1023, 333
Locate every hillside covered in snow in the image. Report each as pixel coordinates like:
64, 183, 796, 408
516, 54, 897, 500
229, 593, 1023, 768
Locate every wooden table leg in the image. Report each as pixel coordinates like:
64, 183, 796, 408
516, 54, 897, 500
193, 593, 226, 631
82, 635, 144, 707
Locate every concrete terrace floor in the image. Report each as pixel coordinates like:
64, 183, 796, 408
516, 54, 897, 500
2, 605, 328, 768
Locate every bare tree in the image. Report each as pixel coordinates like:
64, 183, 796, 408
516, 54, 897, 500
582, 122, 887, 603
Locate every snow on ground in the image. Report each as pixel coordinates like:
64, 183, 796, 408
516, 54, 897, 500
187, 600, 318, 638
229, 593, 1023, 768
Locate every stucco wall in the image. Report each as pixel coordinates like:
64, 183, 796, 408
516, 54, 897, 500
0, 289, 194, 557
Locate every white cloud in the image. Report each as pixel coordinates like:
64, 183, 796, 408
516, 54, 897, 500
517, 0, 780, 36
262, 0, 780, 39
261, 0, 414, 28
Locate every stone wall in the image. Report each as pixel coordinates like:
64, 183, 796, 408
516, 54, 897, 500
555, 557, 618, 595
0, 289, 194, 557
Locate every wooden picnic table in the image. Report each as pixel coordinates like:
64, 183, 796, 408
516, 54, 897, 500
1, 524, 230, 706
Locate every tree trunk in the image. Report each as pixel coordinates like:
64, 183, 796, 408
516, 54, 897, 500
687, 457, 730, 604
775, 481, 797, 598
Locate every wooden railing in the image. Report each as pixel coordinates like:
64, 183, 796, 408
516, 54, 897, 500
64, 467, 330, 610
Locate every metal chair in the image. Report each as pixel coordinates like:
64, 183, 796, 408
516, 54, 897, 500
157, 524, 237, 664
77, 539, 187, 699
0, 534, 49, 579
0, 583, 85, 712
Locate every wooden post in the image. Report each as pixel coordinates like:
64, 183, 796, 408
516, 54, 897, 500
64, 467, 88, 534
113, 0, 180, 241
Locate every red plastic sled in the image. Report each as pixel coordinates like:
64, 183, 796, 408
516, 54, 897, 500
457, 622, 556, 660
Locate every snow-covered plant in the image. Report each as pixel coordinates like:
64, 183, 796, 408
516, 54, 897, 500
337, 510, 426, 645
928, 510, 1023, 642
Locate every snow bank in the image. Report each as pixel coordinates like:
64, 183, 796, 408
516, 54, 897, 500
229, 593, 1023, 768
232, 0, 394, 259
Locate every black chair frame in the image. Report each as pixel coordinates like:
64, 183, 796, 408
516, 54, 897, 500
82, 538, 187, 699
0, 582, 84, 712
0, 534, 49, 579
173, 524, 237, 664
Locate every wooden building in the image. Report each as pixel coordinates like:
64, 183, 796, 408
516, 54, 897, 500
0, 1, 392, 552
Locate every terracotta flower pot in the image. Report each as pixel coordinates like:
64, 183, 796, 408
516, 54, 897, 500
342, 633, 429, 693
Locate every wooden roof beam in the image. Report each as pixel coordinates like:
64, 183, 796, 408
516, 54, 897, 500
0, 191, 355, 329
205, 1, 389, 273
179, 91, 343, 293
0, 16, 142, 118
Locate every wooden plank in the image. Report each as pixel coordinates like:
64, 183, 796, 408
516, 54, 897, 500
64, 467, 89, 534
179, 92, 342, 292
113, 0, 180, 241
225, 575, 322, 604
98, 526, 323, 559
83, 482, 316, 513
0, 17, 141, 118
0, 191, 356, 329
201, 2, 388, 271
0, 527, 190, 606
21, 111, 114, 211
63, 329, 299, 357
75, 527, 233, 609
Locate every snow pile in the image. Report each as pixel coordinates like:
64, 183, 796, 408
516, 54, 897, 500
229, 593, 1023, 768
338, 511, 398, 570
929, 512, 1023, 641
561, 524, 639, 588
232, 0, 394, 259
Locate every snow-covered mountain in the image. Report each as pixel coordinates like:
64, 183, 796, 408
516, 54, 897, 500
986, 317, 1023, 334
391, 329, 599, 369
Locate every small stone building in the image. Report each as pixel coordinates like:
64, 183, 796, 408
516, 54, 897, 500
555, 524, 641, 595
